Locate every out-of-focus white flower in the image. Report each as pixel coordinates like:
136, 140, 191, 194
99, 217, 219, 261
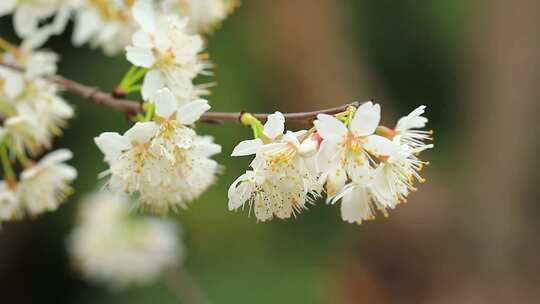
71, 0, 137, 55
0, 0, 70, 46
159, 0, 238, 34
0, 66, 24, 99
0, 181, 20, 224
1, 44, 59, 78
95, 90, 220, 214
228, 112, 321, 222
127, 1, 209, 103
0, 78, 74, 155
3, 104, 46, 154
17, 149, 77, 217
23, 50, 59, 78
0, 46, 73, 155
67, 191, 182, 288
315, 102, 399, 197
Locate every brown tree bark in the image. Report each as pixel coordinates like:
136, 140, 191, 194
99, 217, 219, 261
458, 0, 540, 301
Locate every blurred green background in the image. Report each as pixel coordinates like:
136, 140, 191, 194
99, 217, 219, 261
1, 1, 540, 303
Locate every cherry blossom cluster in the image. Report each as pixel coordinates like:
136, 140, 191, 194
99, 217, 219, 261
0, 0, 235, 288
229, 103, 433, 224
93, 2, 222, 214
0, 40, 76, 224
0, 0, 238, 54
95, 89, 221, 214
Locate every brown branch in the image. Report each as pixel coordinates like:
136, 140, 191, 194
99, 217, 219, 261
0, 61, 364, 123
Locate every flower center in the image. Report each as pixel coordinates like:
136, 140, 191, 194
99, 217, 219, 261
158, 120, 179, 139
131, 143, 150, 173
156, 50, 176, 67
89, 0, 132, 21
345, 132, 366, 153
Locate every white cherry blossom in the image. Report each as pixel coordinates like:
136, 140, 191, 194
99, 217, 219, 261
160, 0, 237, 34
95, 121, 161, 203
17, 149, 77, 217
229, 112, 321, 221
95, 88, 220, 214
71, 0, 137, 55
0, 66, 25, 99
0, 0, 70, 46
67, 191, 182, 288
314, 101, 399, 197
143, 88, 220, 213
319, 104, 433, 224
127, 1, 209, 103
395, 105, 433, 152
0, 78, 74, 155
0, 46, 73, 155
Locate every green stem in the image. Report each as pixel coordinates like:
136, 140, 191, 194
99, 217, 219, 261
0, 143, 15, 180
143, 102, 155, 122
118, 66, 148, 94
8, 139, 30, 166
131, 67, 148, 83
119, 65, 138, 88
240, 113, 265, 140
124, 84, 143, 94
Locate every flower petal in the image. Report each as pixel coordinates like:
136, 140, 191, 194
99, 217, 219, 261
3, 71, 24, 99
141, 69, 163, 101
228, 172, 254, 210
314, 114, 347, 141
396, 105, 428, 131
282, 131, 300, 148
124, 122, 158, 145
254, 195, 273, 222
0, 0, 16, 17
132, 30, 153, 48
176, 99, 210, 125
154, 88, 177, 118
325, 169, 347, 197
38, 149, 73, 165
365, 135, 400, 157
13, 6, 40, 37
371, 164, 398, 208
126, 46, 155, 68
132, 0, 156, 33
94, 132, 130, 163
340, 186, 374, 223
350, 102, 380, 136
231, 139, 263, 156
72, 9, 100, 46
316, 139, 341, 173
263, 112, 285, 139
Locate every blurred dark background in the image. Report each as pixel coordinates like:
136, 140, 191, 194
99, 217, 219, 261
1, 0, 540, 303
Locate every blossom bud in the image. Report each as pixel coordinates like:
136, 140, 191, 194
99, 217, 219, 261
298, 134, 320, 157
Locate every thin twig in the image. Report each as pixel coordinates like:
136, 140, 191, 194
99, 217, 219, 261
0, 61, 364, 123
